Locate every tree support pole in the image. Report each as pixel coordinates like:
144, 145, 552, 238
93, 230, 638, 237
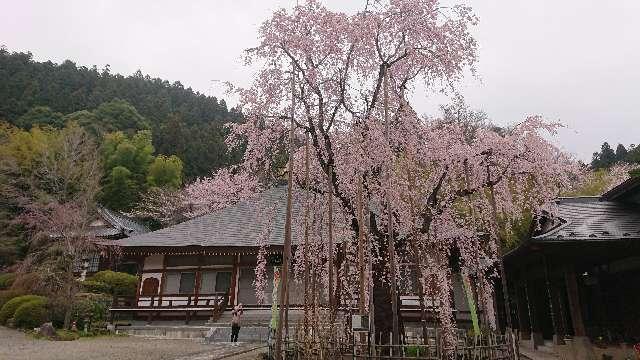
274, 63, 296, 360
383, 63, 400, 349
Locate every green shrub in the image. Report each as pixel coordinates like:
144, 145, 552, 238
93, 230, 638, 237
72, 294, 110, 331
0, 295, 47, 325
0, 273, 16, 290
0, 289, 24, 308
13, 298, 48, 329
82, 280, 109, 294
89, 271, 137, 296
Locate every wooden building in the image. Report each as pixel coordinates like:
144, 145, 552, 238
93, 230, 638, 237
109, 186, 297, 321
108, 186, 479, 326
503, 177, 640, 358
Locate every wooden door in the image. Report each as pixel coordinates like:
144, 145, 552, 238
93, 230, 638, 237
141, 277, 159, 296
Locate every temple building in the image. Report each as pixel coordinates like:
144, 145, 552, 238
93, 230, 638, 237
503, 177, 640, 359
107, 186, 477, 327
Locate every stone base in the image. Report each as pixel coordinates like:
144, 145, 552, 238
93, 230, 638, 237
531, 332, 544, 348
552, 334, 565, 345
520, 332, 544, 351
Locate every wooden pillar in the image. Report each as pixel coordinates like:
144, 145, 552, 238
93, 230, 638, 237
555, 283, 568, 341
135, 256, 144, 306
515, 280, 531, 340
563, 266, 586, 337
543, 256, 564, 345
563, 265, 595, 359
230, 254, 240, 306
525, 278, 543, 348
194, 254, 202, 305
158, 255, 167, 306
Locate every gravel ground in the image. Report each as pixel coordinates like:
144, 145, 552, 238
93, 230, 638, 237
0, 326, 264, 360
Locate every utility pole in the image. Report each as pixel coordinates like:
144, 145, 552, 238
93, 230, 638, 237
274, 63, 296, 360
383, 63, 400, 349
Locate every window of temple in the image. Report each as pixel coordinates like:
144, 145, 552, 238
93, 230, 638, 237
215, 272, 232, 293
164, 272, 180, 294
178, 272, 196, 294
199, 271, 233, 294
200, 271, 217, 294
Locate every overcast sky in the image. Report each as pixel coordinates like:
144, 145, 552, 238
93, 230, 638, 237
2, 0, 639, 161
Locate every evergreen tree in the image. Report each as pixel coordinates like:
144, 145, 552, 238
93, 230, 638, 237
591, 142, 617, 169
16, 106, 65, 129
615, 143, 628, 162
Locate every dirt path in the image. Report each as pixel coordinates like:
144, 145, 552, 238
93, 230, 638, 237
0, 326, 264, 360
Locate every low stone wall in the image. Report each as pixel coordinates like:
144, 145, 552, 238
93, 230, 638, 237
120, 325, 209, 339
118, 325, 271, 343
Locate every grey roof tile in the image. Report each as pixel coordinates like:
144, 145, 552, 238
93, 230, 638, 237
533, 197, 640, 242
113, 186, 300, 248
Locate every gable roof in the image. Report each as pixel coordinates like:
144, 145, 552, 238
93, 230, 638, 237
532, 196, 640, 242
113, 186, 299, 248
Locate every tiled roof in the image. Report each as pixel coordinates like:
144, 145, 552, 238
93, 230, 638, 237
533, 196, 640, 242
93, 206, 149, 238
113, 186, 300, 248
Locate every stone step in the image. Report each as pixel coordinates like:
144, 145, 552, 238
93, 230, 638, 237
203, 326, 271, 343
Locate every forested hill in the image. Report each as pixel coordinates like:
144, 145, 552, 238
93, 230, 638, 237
0, 48, 242, 180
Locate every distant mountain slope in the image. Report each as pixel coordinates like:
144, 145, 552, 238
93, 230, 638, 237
0, 48, 243, 179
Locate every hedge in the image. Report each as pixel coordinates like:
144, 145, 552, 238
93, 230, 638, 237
0, 295, 47, 325
88, 271, 137, 296
0, 273, 16, 290
13, 298, 48, 329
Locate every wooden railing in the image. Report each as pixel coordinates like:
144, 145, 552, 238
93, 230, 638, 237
110, 292, 229, 324
138, 293, 227, 308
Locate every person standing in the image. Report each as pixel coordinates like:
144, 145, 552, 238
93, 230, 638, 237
230, 303, 243, 344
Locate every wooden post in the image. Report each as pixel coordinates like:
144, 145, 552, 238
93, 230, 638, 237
525, 278, 543, 348
274, 63, 296, 360
230, 254, 239, 306
515, 279, 531, 340
327, 165, 335, 320
543, 255, 564, 345
383, 62, 400, 349
563, 266, 586, 337
135, 256, 144, 307
486, 164, 513, 332
303, 134, 311, 336
356, 175, 366, 314
406, 163, 429, 344
159, 255, 167, 307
